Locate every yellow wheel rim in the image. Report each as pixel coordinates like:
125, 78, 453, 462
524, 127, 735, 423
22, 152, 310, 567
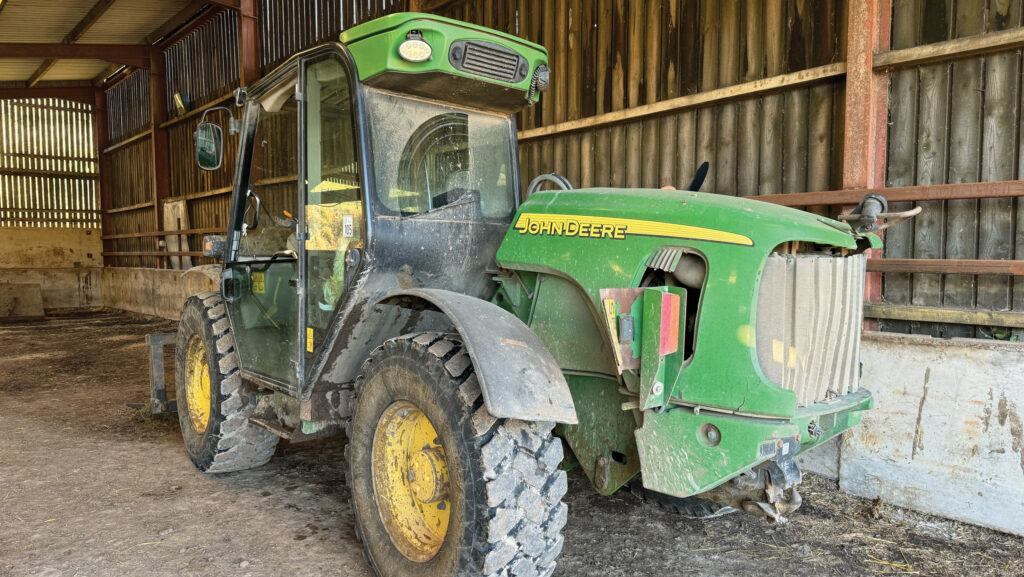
184, 334, 211, 433
372, 401, 451, 562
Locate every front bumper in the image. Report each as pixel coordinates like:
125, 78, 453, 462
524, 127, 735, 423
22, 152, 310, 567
634, 388, 873, 498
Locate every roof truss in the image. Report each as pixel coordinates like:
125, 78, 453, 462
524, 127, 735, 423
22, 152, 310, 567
26, 0, 119, 87
0, 44, 151, 68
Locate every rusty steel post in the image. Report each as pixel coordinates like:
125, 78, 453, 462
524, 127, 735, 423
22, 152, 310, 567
843, 0, 892, 318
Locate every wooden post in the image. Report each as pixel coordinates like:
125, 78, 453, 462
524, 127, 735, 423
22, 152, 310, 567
238, 0, 259, 85
149, 47, 170, 268
843, 0, 891, 310
93, 88, 113, 267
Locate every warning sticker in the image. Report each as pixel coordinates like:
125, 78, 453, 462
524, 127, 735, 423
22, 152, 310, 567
252, 272, 265, 294
306, 327, 314, 353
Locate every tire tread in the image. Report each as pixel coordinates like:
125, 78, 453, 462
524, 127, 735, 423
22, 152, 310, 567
348, 332, 568, 577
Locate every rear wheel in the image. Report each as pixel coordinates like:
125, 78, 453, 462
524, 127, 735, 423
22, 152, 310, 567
346, 332, 568, 577
175, 291, 279, 473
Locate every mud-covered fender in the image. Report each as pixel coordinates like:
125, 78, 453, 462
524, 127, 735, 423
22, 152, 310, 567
377, 288, 578, 424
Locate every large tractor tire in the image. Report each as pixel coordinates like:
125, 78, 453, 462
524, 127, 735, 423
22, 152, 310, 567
175, 291, 279, 473
627, 478, 736, 519
346, 332, 568, 577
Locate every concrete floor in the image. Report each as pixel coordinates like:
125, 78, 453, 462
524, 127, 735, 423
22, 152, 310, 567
1, 310, 1021, 577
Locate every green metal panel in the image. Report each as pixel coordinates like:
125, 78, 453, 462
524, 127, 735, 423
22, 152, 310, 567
525, 275, 617, 376
340, 12, 548, 103
496, 187, 867, 417
494, 187, 879, 496
635, 388, 872, 497
556, 374, 641, 496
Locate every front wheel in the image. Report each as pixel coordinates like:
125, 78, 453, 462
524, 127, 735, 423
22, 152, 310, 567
175, 291, 279, 473
346, 332, 568, 577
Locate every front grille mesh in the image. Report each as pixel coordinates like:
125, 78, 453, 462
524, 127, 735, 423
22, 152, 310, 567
460, 42, 521, 82
755, 252, 866, 406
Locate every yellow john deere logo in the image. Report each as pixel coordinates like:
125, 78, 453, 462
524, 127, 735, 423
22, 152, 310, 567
513, 213, 753, 246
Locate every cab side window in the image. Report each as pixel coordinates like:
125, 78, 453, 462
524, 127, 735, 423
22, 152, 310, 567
304, 55, 363, 338
238, 82, 299, 259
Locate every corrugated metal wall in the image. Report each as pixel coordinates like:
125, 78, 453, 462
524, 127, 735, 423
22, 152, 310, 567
883, 0, 1024, 338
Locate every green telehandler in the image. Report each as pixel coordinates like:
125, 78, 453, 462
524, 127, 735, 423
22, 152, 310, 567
176, 12, 899, 577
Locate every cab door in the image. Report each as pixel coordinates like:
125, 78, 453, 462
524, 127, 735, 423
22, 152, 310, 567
224, 70, 302, 390
299, 51, 366, 377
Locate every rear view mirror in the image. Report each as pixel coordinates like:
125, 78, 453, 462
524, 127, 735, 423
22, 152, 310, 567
195, 122, 224, 171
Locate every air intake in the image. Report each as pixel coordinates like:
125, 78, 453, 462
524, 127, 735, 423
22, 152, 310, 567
449, 40, 528, 83
755, 251, 866, 406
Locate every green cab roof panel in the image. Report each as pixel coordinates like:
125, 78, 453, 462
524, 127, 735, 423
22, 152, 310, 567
340, 12, 549, 111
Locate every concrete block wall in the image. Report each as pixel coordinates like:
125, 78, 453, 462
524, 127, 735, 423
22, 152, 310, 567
100, 267, 217, 320
0, 228, 102, 309
797, 332, 1024, 537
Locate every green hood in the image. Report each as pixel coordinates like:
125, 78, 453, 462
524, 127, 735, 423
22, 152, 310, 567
514, 187, 868, 251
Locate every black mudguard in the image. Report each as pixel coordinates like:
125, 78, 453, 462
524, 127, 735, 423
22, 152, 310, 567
378, 288, 578, 424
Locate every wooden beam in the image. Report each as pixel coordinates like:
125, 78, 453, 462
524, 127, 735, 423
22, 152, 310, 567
0, 168, 96, 180
754, 180, 1024, 207
0, 86, 95, 104
26, 0, 118, 87
205, 0, 240, 8
238, 0, 259, 85
147, 0, 210, 45
157, 4, 224, 50
102, 227, 225, 240
866, 258, 1024, 276
101, 251, 205, 257
92, 63, 125, 87
94, 88, 112, 266
102, 128, 153, 154
107, 200, 154, 214
0, 44, 149, 68
160, 92, 233, 127
149, 47, 170, 232
517, 62, 847, 142
864, 304, 1024, 329
875, 26, 1024, 70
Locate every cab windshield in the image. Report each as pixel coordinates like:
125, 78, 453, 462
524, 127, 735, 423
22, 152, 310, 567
363, 87, 517, 219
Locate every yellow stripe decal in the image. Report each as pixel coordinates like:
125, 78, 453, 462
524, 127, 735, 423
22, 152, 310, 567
513, 213, 753, 246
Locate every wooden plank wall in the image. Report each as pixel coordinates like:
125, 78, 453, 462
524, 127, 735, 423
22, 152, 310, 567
0, 99, 99, 228
259, 0, 407, 73
441, 0, 847, 196
101, 0, 410, 268
164, 10, 240, 114
104, 69, 158, 268
883, 0, 1024, 338
164, 10, 240, 266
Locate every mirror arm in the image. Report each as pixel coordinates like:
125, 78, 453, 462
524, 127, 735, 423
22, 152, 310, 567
198, 106, 241, 136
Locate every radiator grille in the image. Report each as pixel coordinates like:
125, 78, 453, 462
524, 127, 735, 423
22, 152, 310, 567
450, 41, 525, 83
755, 252, 866, 406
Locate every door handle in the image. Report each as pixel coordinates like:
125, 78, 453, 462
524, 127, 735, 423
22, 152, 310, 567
221, 269, 235, 303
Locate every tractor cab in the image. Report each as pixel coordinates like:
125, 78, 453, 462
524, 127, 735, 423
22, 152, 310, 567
193, 13, 550, 395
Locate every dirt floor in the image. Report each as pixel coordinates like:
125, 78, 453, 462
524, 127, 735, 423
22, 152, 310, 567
1, 310, 1021, 577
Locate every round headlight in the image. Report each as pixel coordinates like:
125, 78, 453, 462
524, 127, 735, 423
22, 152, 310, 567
398, 38, 432, 63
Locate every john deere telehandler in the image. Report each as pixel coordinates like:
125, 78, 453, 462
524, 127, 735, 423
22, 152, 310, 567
177, 12, 888, 577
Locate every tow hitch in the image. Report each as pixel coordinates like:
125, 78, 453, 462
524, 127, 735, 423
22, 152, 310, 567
701, 436, 803, 523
